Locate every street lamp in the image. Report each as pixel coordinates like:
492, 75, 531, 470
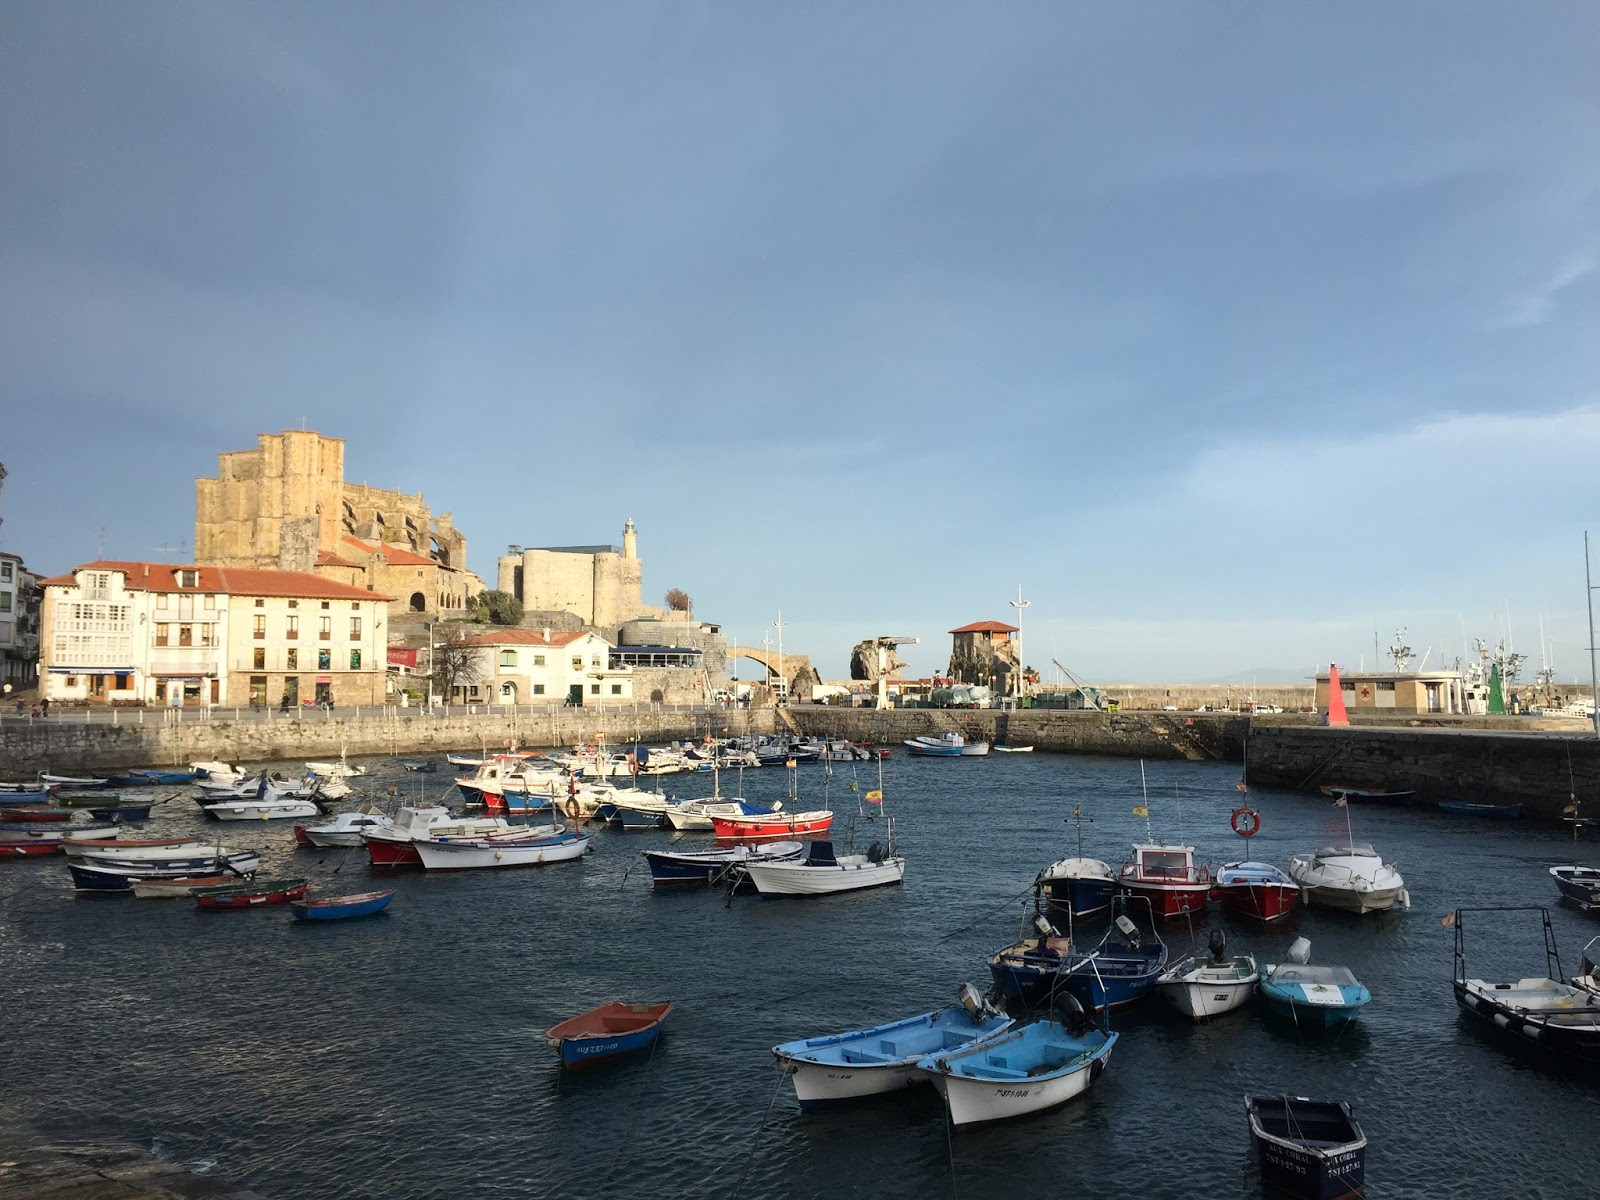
1586, 532, 1599, 738
1009, 585, 1030, 708
425, 621, 435, 714
774, 610, 786, 706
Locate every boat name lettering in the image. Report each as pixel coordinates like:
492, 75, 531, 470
993, 1088, 1034, 1098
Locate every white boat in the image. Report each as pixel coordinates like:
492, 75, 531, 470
1287, 844, 1409, 914
903, 733, 991, 758
263, 774, 350, 802
917, 1017, 1117, 1130
993, 744, 1035, 753
204, 798, 323, 821
413, 828, 590, 870
445, 753, 484, 768
39, 772, 110, 787
1157, 932, 1260, 1020
297, 807, 394, 847
740, 834, 905, 896
305, 758, 368, 779
191, 761, 247, 784
65, 840, 216, 861
363, 805, 524, 867
771, 986, 1012, 1106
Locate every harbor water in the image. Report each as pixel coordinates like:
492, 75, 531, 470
1, 752, 1597, 1198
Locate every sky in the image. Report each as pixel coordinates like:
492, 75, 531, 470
3, 2, 1598, 685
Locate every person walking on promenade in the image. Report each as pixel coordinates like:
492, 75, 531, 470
40, 698, 49, 717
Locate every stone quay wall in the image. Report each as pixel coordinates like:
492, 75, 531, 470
0, 707, 778, 775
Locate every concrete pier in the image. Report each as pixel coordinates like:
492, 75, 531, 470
0, 1143, 265, 1200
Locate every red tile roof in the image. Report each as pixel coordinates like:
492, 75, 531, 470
948, 620, 1019, 634
41, 561, 395, 602
460, 629, 592, 648
316, 551, 364, 569
340, 535, 441, 570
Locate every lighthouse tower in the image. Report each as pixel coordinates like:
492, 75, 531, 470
623, 517, 637, 560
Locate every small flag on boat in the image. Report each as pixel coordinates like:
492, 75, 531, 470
1565, 804, 1578, 814
785, 759, 796, 769
865, 789, 883, 804
1236, 781, 1248, 792
848, 780, 860, 792
1332, 796, 1348, 807
1132, 805, 1149, 818
1440, 912, 1456, 928
1073, 805, 1081, 817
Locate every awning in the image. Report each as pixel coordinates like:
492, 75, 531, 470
316, 676, 332, 684
153, 673, 209, 681
49, 667, 134, 674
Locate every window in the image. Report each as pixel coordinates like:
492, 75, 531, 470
349, 650, 362, 670
178, 594, 194, 619
571, 656, 583, 671
351, 602, 360, 610
253, 615, 266, 640
590, 683, 600, 695
179, 569, 198, 587
288, 599, 298, 609
500, 650, 517, 668
0, 562, 10, 582
65, 675, 78, 687
533, 655, 545, 666
254, 598, 264, 608
285, 615, 299, 639
320, 601, 330, 610
319, 616, 331, 640
286, 648, 298, 669
156, 593, 169, 610
349, 616, 361, 639
532, 683, 545, 696
200, 625, 216, 648
178, 624, 193, 646
611, 684, 622, 695
154, 623, 170, 646
591, 656, 601, 667
0, 591, 12, 614
203, 594, 216, 609
253, 648, 265, 670
318, 649, 331, 670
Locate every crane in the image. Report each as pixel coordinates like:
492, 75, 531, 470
1051, 658, 1107, 710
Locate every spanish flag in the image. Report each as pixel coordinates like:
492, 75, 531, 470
865, 789, 884, 804
1132, 805, 1149, 818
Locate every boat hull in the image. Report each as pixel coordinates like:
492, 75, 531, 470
1297, 884, 1405, 914
1158, 973, 1257, 1021
1216, 882, 1300, 922
1119, 878, 1211, 917
290, 890, 396, 920
1261, 988, 1365, 1030
1551, 868, 1600, 911
1248, 1097, 1366, 1200
1036, 864, 1117, 919
546, 1002, 671, 1070
1454, 979, 1600, 1062
710, 812, 833, 841
195, 879, 310, 909
413, 833, 589, 870
920, 1024, 1117, 1131
743, 857, 905, 896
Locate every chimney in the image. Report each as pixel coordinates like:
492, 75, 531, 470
544, 627, 551, 644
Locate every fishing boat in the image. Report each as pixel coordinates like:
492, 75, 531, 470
1319, 785, 1414, 805
989, 912, 1168, 1011
662, 798, 781, 831
1119, 843, 1213, 918
0, 823, 116, 846
104, 769, 197, 786
412, 827, 590, 870
710, 809, 833, 841
1438, 800, 1523, 818
771, 985, 1012, 1107
445, 753, 484, 768
641, 841, 806, 886
1549, 865, 1600, 911
1035, 804, 1116, 919
290, 889, 397, 921
67, 839, 221, 861
194, 878, 310, 909
545, 1001, 671, 1070
130, 875, 238, 898
86, 804, 152, 824
191, 761, 247, 783
1245, 1095, 1366, 1200
305, 757, 367, 779
1287, 844, 1408, 914
293, 807, 395, 848
67, 852, 261, 892
1157, 930, 1260, 1021
363, 805, 519, 868
1452, 905, 1600, 1062
992, 744, 1034, 753
39, 773, 110, 788
1260, 938, 1371, 1030
903, 732, 990, 757
203, 797, 324, 822
0, 790, 55, 806
398, 760, 438, 773
0, 840, 64, 857
917, 1014, 1117, 1131
1213, 861, 1300, 922
61, 835, 203, 851
740, 833, 905, 896
1, 808, 74, 822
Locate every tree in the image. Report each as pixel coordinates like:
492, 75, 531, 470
474, 590, 524, 626
430, 625, 483, 702
665, 588, 692, 612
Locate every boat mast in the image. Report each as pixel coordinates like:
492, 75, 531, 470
1587, 531, 1599, 739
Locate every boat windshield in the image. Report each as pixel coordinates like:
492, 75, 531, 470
1271, 965, 1358, 987
1138, 850, 1192, 877
1314, 845, 1377, 859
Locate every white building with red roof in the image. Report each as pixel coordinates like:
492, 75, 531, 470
38, 561, 395, 708
458, 628, 632, 707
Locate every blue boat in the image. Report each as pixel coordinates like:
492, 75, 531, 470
289, 889, 396, 921
772, 987, 1013, 1107
1260, 938, 1371, 1030
1550, 865, 1600, 911
103, 770, 199, 787
0, 790, 54, 807
545, 1001, 671, 1070
989, 916, 1168, 1011
916, 1016, 1118, 1130
88, 804, 152, 824
642, 840, 806, 886
1439, 800, 1522, 819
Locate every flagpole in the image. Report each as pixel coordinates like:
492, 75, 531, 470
1138, 760, 1153, 842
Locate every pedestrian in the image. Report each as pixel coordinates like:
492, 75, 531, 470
40, 698, 49, 718
279, 692, 291, 713
325, 688, 335, 711
14, 698, 22, 717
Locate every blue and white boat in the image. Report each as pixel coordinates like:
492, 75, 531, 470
917, 1016, 1117, 1130
772, 986, 1013, 1107
289, 889, 396, 921
1260, 938, 1371, 1030
0, 789, 55, 807
989, 915, 1167, 1011
546, 1001, 671, 1070
1035, 808, 1116, 918
1550, 865, 1600, 911
903, 732, 989, 757
642, 840, 805, 886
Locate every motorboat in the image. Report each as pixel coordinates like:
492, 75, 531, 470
1157, 930, 1259, 1021
917, 1015, 1117, 1131
663, 797, 780, 831
1034, 857, 1117, 920
1245, 1095, 1366, 1200
191, 761, 247, 784
546, 1001, 671, 1071
739, 835, 905, 896
1260, 938, 1371, 1030
1550, 865, 1600, 911
1452, 905, 1600, 1062
305, 757, 367, 779
1118, 842, 1212, 918
412, 827, 590, 870
641, 840, 805, 886
363, 804, 521, 868
1213, 861, 1300, 922
293, 807, 395, 848
1286, 844, 1408, 914
204, 797, 324, 822
772, 985, 1012, 1107
903, 732, 990, 757
1438, 800, 1522, 818
990, 914, 1167, 1011
67, 851, 262, 892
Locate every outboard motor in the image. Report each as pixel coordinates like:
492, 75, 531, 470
1208, 928, 1228, 964
1115, 915, 1142, 949
1034, 915, 1058, 940
1052, 987, 1091, 1037
957, 982, 1000, 1020
1286, 936, 1312, 965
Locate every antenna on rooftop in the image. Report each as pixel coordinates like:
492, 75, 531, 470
97, 526, 107, 558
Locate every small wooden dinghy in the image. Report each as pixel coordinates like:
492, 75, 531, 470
193, 878, 310, 909
1245, 1095, 1366, 1200
917, 1016, 1117, 1131
131, 874, 237, 898
546, 1001, 671, 1070
289, 890, 396, 921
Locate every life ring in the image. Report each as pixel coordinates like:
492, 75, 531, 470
1230, 807, 1261, 837
628, 757, 640, 776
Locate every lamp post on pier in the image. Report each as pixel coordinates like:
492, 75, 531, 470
425, 621, 436, 714
774, 610, 787, 706
1009, 585, 1030, 708
1586, 532, 1599, 739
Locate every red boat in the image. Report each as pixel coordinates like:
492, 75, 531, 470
1118, 843, 1213, 918
0, 808, 74, 823
194, 878, 310, 910
0, 841, 63, 857
363, 805, 515, 868
1212, 862, 1300, 921
61, 835, 197, 849
710, 809, 833, 841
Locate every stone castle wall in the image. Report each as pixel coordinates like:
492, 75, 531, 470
195, 431, 344, 568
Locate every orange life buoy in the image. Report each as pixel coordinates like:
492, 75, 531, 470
1230, 807, 1261, 837
628, 756, 640, 776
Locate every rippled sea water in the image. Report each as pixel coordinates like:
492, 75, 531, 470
2, 751, 1598, 1198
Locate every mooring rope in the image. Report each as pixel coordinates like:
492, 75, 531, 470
728, 1069, 786, 1199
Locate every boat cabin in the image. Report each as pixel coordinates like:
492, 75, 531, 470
1127, 844, 1201, 882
